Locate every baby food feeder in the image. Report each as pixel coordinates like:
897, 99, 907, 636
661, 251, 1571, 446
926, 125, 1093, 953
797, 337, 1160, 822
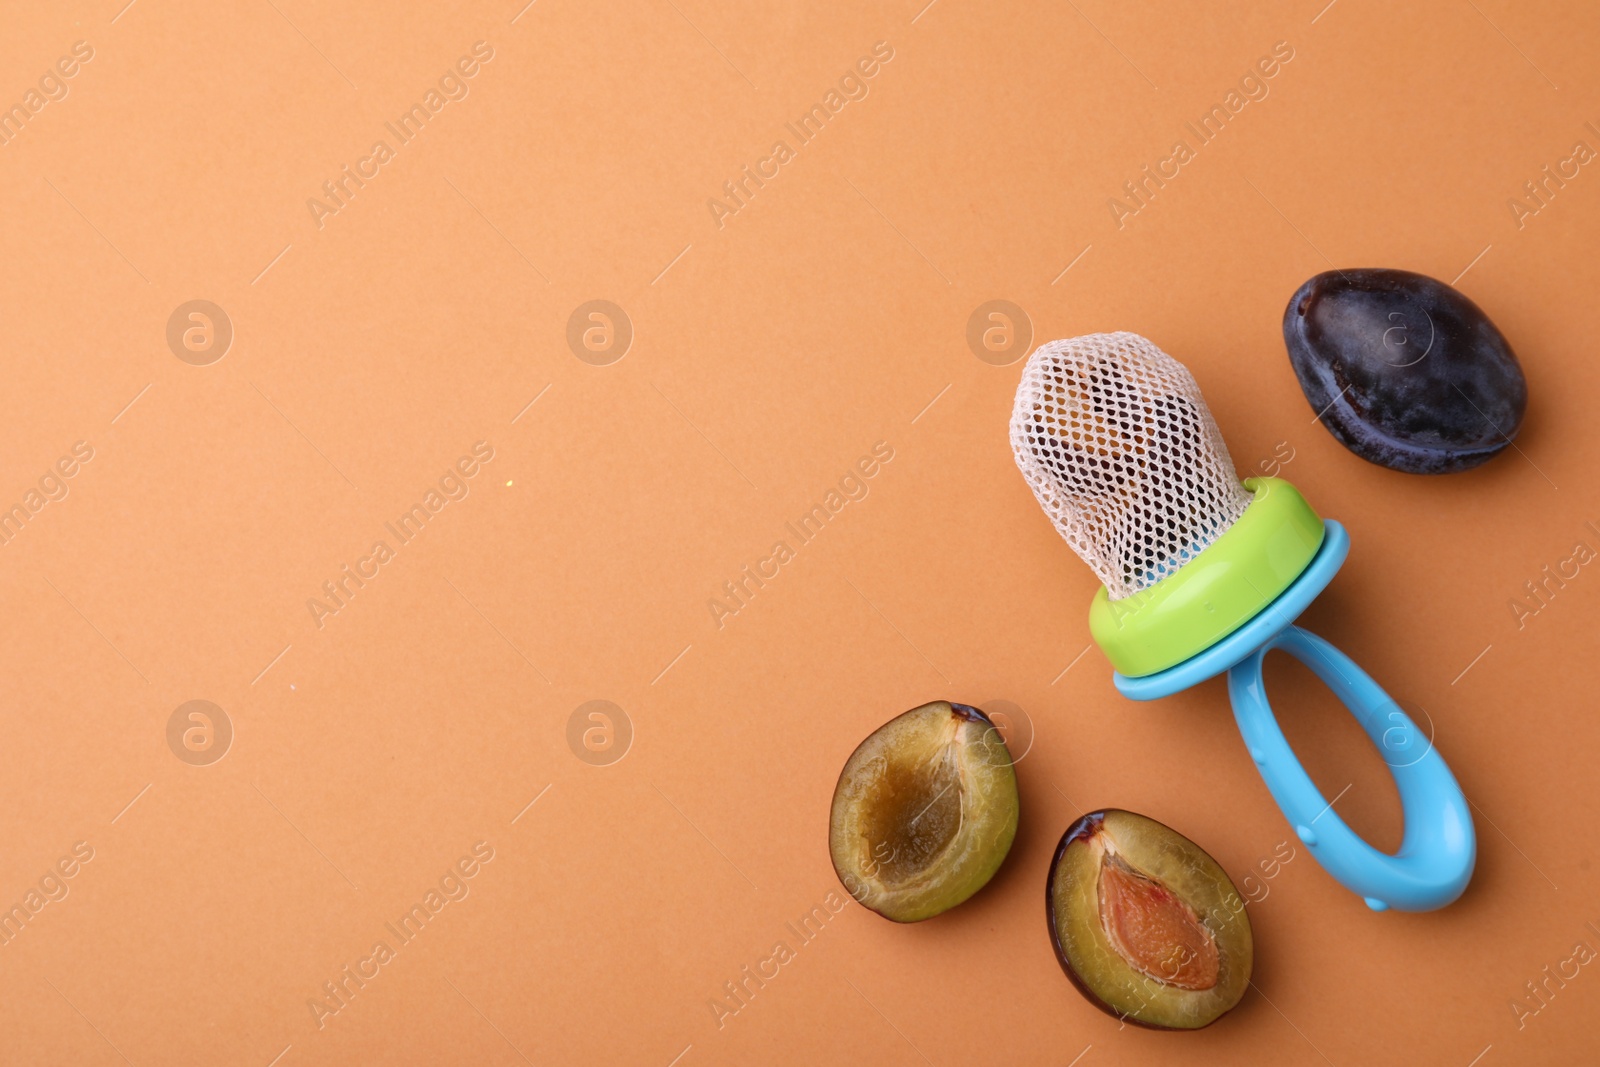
1010, 332, 1475, 912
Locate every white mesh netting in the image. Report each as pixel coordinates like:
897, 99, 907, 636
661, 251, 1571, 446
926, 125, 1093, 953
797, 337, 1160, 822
1009, 332, 1253, 600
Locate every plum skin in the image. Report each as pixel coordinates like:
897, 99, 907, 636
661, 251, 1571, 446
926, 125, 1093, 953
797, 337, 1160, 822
1283, 268, 1527, 474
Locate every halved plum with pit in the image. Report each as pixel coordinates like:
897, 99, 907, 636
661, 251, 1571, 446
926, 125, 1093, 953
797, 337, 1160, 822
829, 701, 1019, 922
1047, 809, 1252, 1029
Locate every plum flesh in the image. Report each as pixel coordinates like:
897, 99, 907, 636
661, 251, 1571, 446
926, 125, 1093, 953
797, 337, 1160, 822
829, 701, 1019, 922
1047, 810, 1252, 1029
1283, 268, 1527, 474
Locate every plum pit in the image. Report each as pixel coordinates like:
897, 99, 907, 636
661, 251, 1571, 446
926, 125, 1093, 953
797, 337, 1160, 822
1099, 852, 1220, 991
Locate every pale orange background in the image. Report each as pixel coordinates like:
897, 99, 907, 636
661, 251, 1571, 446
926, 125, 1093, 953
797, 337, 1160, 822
0, 0, 1596, 1063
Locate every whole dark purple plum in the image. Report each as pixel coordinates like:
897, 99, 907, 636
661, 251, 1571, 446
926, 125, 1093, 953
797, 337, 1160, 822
1283, 268, 1527, 474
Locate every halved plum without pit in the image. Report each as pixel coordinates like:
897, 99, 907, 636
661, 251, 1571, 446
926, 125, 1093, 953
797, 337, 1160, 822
829, 701, 1019, 922
1047, 809, 1252, 1029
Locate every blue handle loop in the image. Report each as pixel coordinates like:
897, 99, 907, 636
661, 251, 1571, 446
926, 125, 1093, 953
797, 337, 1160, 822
1227, 625, 1476, 912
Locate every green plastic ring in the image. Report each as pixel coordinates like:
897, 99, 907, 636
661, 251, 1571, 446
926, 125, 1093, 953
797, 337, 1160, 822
1088, 477, 1325, 677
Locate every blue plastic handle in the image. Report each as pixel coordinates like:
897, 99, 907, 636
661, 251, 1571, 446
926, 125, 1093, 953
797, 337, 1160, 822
1114, 521, 1476, 911
1227, 625, 1476, 912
